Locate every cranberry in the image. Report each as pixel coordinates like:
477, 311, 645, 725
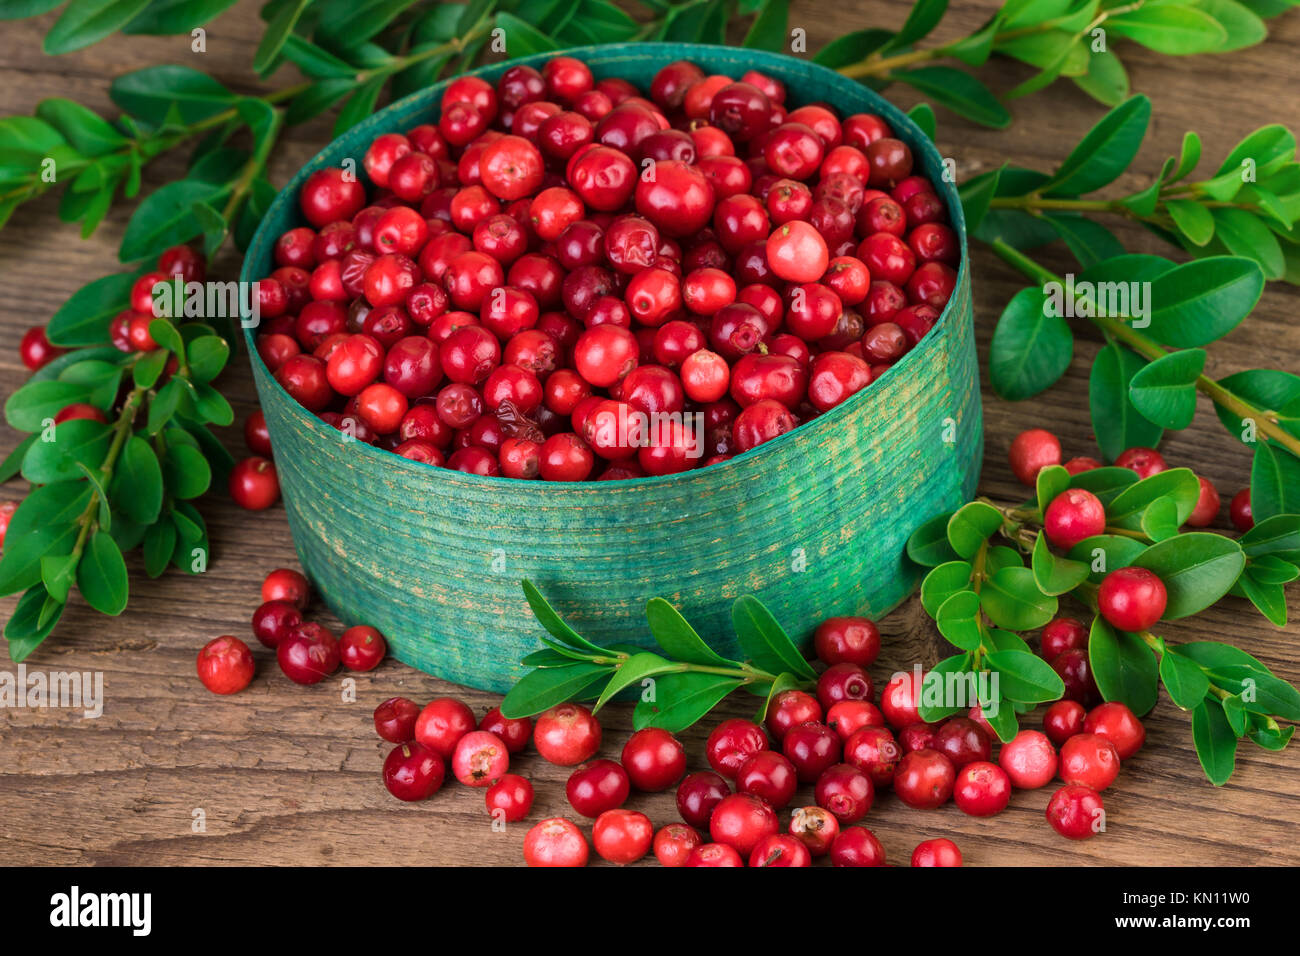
813, 616, 880, 666
480, 706, 532, 754
880, 670, 922, 728
539, 432, 595, 481
383, 742, 445, 801
574, 324, 639, 387
1041, 616, 1089, 659
374, 696, 421, 743
1114, 446, 1168, 478
1008, 428, 1062, 486
669, 770, 727, 828
708, 82, 771, 142
933, 717, 992, 768
911, 838, 962, 867
765, 690, 822, 742
414, 697, 476, 758
732, 399, 795, 452
1060, 732, 1122, 790
593, 809, 654, 864
485, 773, 533, 822
766, 221, 828, 283
733, 750, 796, 809
250, 600, 302, 649
899, 721, 939, 753
1230, 488, 1253, 531
634, 160, 714, 237
1097, 567, 1167, 631
1083, 701, 1146, 759
276, 354, 333, 411
336, 625, 384, 671
706, 718, 769, 778
300, 167, 365, 227
566, 759, 630, 818
999, 729, 1059, 789
827, 700, 885, 740
709, 792, 779, 857
1185, 476, 1221, 527
953, 760, 1011, 816
534, 703, 601, 766
1052, 648, 1101, 706
749, 833, 812, 867
816, 662, 874, 711
1044, 488, 1107, 549
1064, 456, 1102, 474
524, 817, 589, 867
830, 826, 887, 866
229, 457, 280, 510
1044, 699, 1087, 745
814, 763, 874, 823
782, 721, 841, 783
1046, 784, 1104, 839
654, 823, 702, 867
276, 622, 340, 684
686, 842, 744, 867
864, 137, 912, 187
18, 326, 65, 370
451, 730, 510, 787
893, 748, 955, 809
196, 636, 255, 694
788, 806, 840, 857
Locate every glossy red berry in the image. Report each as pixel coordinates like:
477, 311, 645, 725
814, 763, 874, 822
829, 826, 886, 867
676, 770, 730, 828
1040, 616, 1089, 659
19, 326, 65, 370
826, 700, 885, 740
1186, 476, 1222, 527
1097, 566, 1167, 631
893, 748, 955, 809
1230, 488, 1253, 531
735, 750, 798, 809
1059, 732, 1121, 790
524, 817, 589, 867
414, 697, 476, 758
844, 726, 902, 788
998, 729, 1058, 789
783, 721, 841, 783
276, 623, 340, 684
1008, 428, 1061, 485
373, 696, 421, 743
196, 636, 255, 694
766, 221, 828, 283
479, 706, 532, 754
911, 837, 962, 867
1044, 699, 1087, 746
486, 773, 534, 822
685, 842, 744, 867
566, 759, 630, 818
706, 718, 769, 778
654, 823, 702, 867
383, 742, 445, 801
1084, 701, 1146, 759
880, 670, 922, 728
788, 806, 840, 857
1115, 446, 1167, 479
262, 568, 310, 609
765, 690, 822, 742
339, 624, 386, 671
932, 717, 992, 769
749, 833, 813, 867
534, 703, 601, 766
813, 616, 881, 666
953, 760, 1011, 816
229, 457, 280, 510
452, 730, 510, 787
1044, 488, 1107, 549
708, 793, 779, 857
1046, 784, 1104, 839
251, 600, 302, 649
592, 809, 654, 864
816, 662, 874, 711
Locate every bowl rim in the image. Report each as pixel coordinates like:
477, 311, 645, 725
240, 42, 971, 491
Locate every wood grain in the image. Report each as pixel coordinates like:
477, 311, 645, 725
1, 0, 1298, 866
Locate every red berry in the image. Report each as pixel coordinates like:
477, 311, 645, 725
196, 636, 254, 694
251, 600, 302, 649
816, 662, 874, 711
486, 773, 534, 822
813, 616, 881, 666
1041, 616, 1089, 659
685, 842, 744, 867
654, 823, 702, 867
766, 221, 828, 282
999, 729, 1058, 789
1046, 784, 1104, 839
1114, 446, 1167, 479
844, 726, 902, 788
479, 706, 533, 754
1186, 476, 1222, 527
829, 826, 886, 866
621, 727, 687, 792
1097, 566, 1167, 631
708, 793, 779, 857
826, 700, 885, 740
676, 770, 730, 828
19, 326, 65, 370
593, 808, 654, 864
276, 622, 340, 684
414, 697, 476, 758
880, 670, 922, 728
932, 716, 992, 769
1084, 701, 1146, 759
383, 742, 444, 801
783, 721, 841, 783
1008, 428, 1061, 486
788, 805, 840, 857
229, 457, 280, 510
765, 690, 822, 742
373, 696, 421, 743
1043, 699, 1087, 746
1059, 732, 1122, 792
566, 759, 630, 818
1044, 488, 1107, 549
706, 718, 769, 778
534, 703, 601, 766
953, 760, 1011, 816
452, 730, 510, 787
735, 750, 798, 809
893, 748, 955, 809
244, 411, 272, 457
814, 763, 874, 822
262, 568, 310, 609
911, 837, 962, 867
749, 833, 812, 867
300, 167, 365, 227
524, 817, 589, 866
1230, 488, 1253, 531
339, 624, 386, 671
1052, 648, 1101, 705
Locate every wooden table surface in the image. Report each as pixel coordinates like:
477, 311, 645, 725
2, 0, 1298, 867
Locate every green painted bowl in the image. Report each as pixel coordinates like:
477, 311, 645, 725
240, 43, 981, 693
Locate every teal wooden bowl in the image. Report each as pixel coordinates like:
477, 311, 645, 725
240, 43, 981, 693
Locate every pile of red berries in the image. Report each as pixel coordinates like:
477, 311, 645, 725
196, 567, 388, 693
254, 56, 958, 481
1009, 428, 1252, 531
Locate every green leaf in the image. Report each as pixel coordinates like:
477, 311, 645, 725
1216, 123, 1297, 179
1192, 0, 1268, 49
316, 0, 419, 48
989, 286, 1073, 400
892, 66, 1010, 129
1248, 717, 1293, 752
498, 662, 612, 718
1246, 554, 1300, 585
0, 433, 37, 483
1088, 617, 1159, 714
1214, 369, 1300, 444
947, 14, 998, 65
494, 11, 559, 55
162, 441, 211, 499
4, 380, 95, 432
645, 597, 739, 667
44, 0, 152, 55
986, 649, 1066, 703
1167, 198, 1216, 246
1145, 256, 1265, 348
981, 565, 1057, 630
278, 33, 357, 80
76, 528, 128, 615
1128, 348, 1207, 429
47, 271, 136, 346
946, 501, 1004, 558
1160, 647, 1213, 708
1106, 468, 1202, 530
812, 27, 894, 68
1090, 340, 1164, 462
120, 179, 223, 263
1209, 666, 1300, 720
333, 76, 385, 137
979, 696, 1020, 744
142, 511, 176, 578
1036, 464, 1070, 517
0, 0, 64, 18
58, 359, 122, 408
906, 103, 936, 142
1140, 496, 1181, 541
1068, 466, 1141, 504
1192, 699, 1238, 786
21, 419, 112, 485
124, 0, 239, 34
34, 98, 127, 156
1132, 532, 1246, 618
591, 651, 676, 713
1169, 130, 1204, 182
921, 561, 973, 616
520, 579, 612, 656
1032, 531, 1090, 595
1177, 640, 1267, 672
935, 590, 983, 651
110, 65, 237, 126
39, 551, 79, 604
634, 671, 741, 734
1237, 565, 1289, 624
731, 595, 816, 680
958, 164, 1003, 234
4, 584, 64, 662
906, 512, 960, 566
1068, 534, 1150, 582
145, 379, 182, 434
1072, 47, 1129, 106
1044, 214, 1127, 268
1043, 95, 1151, 197
187, 336, 230, 384
1250, 442, 1300, 520
917, 653, 972, 723
1107, 5, 1229, 54
133, 349, 168, 389
1240, 514, 1300, 563
742, 0, 787, 49
1212, 208, 1285, 279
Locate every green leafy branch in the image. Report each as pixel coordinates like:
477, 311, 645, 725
908, 469, 1300, 784
499, 581, 816, 733
964, 94, 1300, 281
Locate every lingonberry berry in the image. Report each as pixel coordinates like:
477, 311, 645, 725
485, 773, 534, 822
788, 806, 840, 857
749, 833, 812, 867
814, 616, 881, 667
899, 721, 938, 753
1115, 446, 1167, 479
383, 742, 445, 801
765, 690, 822, 742
1230, 488, 1253, 531
479, 706, 532, 754
709, 792, 779, 857
523, 817, 589, 867
999, 729, 1058, 789
451, 730, 510, 787
573, 324, 639, 388
534, 703, 601, 766
1098, 566, 1167, 631
339, 624, 386, 671
766, 221, 828, 283
1041, 616, 1089, 659
300, 167, 366, 227
829, 826, 886, 867
893, 748, 955, 809
1044, 699, 1087, 746
933, 717, 992, 769
18, 326, 65, 370
814, 763, 874, 823
414, 697, 476, 758
262, 569, 310, 609
816, 662, 874, 711
1060, 732, 1121, 790
251, 600, 302, 649
654, 823, 702, 867
706, 718, 769, 778
1044, 488, 1107, 549
1064, 456, 1102, 474
880, 670, 923, 728
1186, 476, 1222, 527
953, 761, 1011, 816
911, 838, 962, 867
1046, 784, 1104, 839
736, 750, 798, 809
676, 770, 730, 828
826, 700, 885, 740
593, 808, 654, 864
196, 636, 255, 695
685, 842, 744, 867
244, 410, 272, 458
229, 457, 280, 510
1008, 428, 1062, 486
276, 623, 340, 684
1084, 701, 1146, 759
783, 721, 842, 783
374, 696, 421, 743
566, 759, 630, 818
1052, 648, 1101, 706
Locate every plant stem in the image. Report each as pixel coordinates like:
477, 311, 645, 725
988, 239, 1300, 460
70, 385, 145, 561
